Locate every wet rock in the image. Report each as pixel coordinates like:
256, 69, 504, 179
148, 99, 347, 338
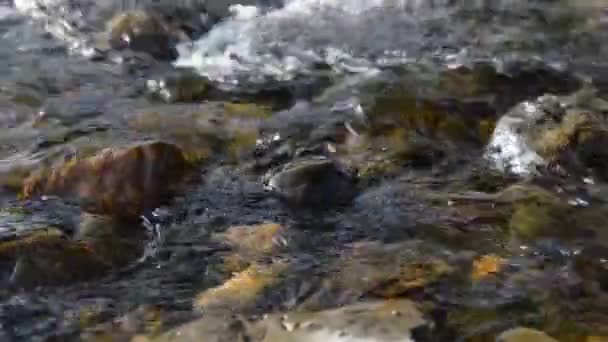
472, 254, 505, 281
223, 102, 272, 120
129, 105, 260, 163
497, 327, 559, 342
254, 102, 361, 167
41, 92, 109, 125
129, 110, 221, 162
142, 2, 217, 40
152, 314, 248, 342
485, 95, 560, 175
108, 11, 177, 60
485, 93, 608, 180
145, 70, 209, 103
82, 305, 164, 341
0, 229, 109, 288
352, 134, 448, 183
220, 223, 288, 257
501, 185, 607, 241
216, 222, 294, 274
321, 240, 455, 301
0, 157, 39, 192
574, 244, 608, 293
251, 299, 430, 342
444, 182, 601, 241
508, 198, 571, 241
21, 141, 190, 219
263, 156, 356, 207
76, 213, 147, 267
155, 299, 429, 342
369, 94, 488, 146
194, 261, 289, 312
203, 0, 259, 19
0, 199, 81, 241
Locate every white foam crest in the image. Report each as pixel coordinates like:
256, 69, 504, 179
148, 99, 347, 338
175, 0, 606, 86
174, 0, 438, 85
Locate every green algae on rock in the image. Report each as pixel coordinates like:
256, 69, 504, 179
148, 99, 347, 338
21, 141, 190, 219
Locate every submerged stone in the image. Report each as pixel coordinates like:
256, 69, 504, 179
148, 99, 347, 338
216, 222, 289, 274
0, 230, 109, 288
129, 105, 260, 163
220, 222, 287, 256
76, 213, 147, 267
574, 244, 608, 293
497, 327, 559, 342
145, 71, 209, 103
251, 299, 430, 342
264, 156, 356, 207
193, 261, 289, 312
472, 254, 505, 281
324, 240, 455, 300
155, 299, 429, 342
21, 141, 190, 219
152, 314, 248, 342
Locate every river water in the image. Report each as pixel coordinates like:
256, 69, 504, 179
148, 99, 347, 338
0, 0, 608, 341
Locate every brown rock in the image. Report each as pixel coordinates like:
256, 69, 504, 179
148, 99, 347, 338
21, 141, 190, 219
108, 11, 176, 60
194, 261, 289, 311
471, 254, 505, 281
217, 223, 288, 273
221, 223, 286, 256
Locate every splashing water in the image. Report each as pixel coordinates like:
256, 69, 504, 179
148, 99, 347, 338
174, 0, 608, 87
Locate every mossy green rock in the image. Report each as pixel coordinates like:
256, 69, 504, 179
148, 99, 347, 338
509, 201, 570, 241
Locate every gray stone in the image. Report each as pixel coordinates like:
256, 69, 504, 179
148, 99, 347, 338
264, 156, 356, 207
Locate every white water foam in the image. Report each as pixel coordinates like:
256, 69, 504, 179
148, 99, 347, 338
174, 0, 583, 86
174, 0, 439, 86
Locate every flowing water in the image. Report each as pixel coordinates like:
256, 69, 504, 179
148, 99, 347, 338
0, 0, 608, 341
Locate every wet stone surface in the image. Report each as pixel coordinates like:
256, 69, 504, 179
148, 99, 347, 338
1, 1, 608, 341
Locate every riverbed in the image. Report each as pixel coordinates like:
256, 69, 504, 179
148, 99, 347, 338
0, 1, 607, 341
